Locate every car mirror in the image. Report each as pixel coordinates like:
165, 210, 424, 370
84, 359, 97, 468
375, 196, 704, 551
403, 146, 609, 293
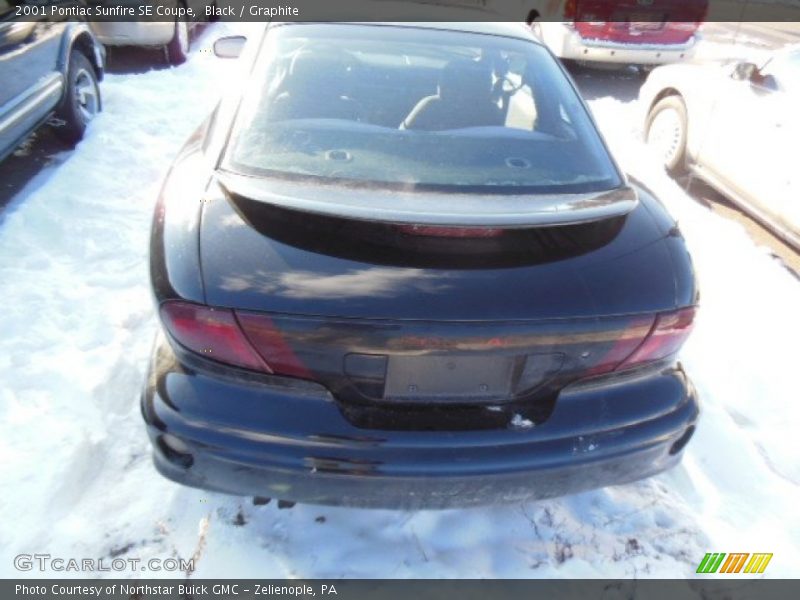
213, 36, 246, 59
731, 61, 757, 81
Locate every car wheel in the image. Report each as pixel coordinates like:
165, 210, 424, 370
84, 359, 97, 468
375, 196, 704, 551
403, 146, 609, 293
53, 51, 100, 145
645, 95, 688, 175
166, 20, 190, 65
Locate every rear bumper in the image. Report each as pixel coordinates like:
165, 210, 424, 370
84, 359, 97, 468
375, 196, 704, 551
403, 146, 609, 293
142, 337, 699, 509
541, 24, 697, 65
90, 22, 175, 47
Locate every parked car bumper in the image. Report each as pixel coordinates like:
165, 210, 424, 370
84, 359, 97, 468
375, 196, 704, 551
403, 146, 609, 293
142, 336, 699, 509
542, 24, 697, 65
90, 21, 175, 47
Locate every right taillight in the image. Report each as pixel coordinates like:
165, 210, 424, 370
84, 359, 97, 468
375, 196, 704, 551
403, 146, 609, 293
617, 307, 696, 371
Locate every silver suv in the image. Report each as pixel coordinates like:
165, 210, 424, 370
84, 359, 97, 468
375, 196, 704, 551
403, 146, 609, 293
0, 4, 104, 162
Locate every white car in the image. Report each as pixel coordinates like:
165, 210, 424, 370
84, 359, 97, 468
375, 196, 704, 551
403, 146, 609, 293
641, 46, 800, 249
89, 0, 215, 65
530, 0, 706, 66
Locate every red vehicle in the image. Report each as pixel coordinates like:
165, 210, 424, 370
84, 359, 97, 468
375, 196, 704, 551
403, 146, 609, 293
532, 0, 708, 66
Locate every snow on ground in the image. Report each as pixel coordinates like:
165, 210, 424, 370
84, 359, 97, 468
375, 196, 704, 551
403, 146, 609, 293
1, 24, 799, 579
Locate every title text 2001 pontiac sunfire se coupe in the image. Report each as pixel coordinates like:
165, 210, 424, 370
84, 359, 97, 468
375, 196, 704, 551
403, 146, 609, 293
143, 22, 699, 508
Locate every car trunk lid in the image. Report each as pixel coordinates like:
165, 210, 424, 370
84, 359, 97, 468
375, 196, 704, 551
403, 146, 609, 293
199, 176, 677, 322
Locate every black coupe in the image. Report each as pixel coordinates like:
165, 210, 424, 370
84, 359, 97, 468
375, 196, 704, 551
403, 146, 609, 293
143, 22, 699, 508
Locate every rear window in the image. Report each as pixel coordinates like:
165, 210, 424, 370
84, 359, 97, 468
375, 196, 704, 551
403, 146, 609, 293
223, 23, 622, 194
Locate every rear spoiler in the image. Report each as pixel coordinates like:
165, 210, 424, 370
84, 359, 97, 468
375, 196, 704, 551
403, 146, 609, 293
217, 172, 638, 228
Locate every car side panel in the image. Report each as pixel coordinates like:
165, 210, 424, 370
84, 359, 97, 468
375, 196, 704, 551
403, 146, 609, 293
643, 63, 800, 248
0, 20, 103, 161
149, 139, 210, 305
0, 21, 65, 158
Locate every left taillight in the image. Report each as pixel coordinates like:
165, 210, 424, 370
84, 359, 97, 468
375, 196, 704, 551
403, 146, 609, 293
159, 301, 268, 372
617, 307, 696, 371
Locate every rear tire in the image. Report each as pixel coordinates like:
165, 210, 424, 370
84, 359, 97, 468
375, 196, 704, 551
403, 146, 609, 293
53, 52, 100, 145
166, 20, 190, 65
645, 95, 688, 175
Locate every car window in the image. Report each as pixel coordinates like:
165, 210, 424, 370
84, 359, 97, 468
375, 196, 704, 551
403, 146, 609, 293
223, 23, 622, 194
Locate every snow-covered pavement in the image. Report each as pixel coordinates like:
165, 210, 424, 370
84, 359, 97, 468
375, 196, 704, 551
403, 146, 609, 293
1, 24, 799, 579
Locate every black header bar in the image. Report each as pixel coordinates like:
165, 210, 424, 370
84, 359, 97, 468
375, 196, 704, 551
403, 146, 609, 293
4, 579, 800, 600
5, 0, 800, 23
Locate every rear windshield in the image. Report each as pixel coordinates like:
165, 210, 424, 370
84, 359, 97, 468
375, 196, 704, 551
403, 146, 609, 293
223, 23, 622, 194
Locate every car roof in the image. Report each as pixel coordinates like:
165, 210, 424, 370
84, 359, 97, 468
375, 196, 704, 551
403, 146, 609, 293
270, 21, 541, 44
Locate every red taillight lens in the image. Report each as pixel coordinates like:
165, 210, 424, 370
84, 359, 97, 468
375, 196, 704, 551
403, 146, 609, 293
585, 316, 654, 376
618, 307, 696, 370
160, 301, 268, 372
587, 307, 696, 378
398, 225, 505, 238
236, 313, 313, 379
